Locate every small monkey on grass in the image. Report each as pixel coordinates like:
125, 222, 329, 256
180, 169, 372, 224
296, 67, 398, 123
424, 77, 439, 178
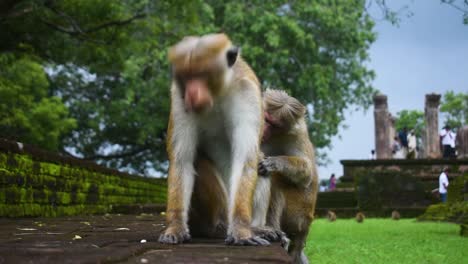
356, 212, 365, 223
327, 211, 336, 222
253, 89, 318, 264
159, 33, 268, 246
391, 210, 400, 220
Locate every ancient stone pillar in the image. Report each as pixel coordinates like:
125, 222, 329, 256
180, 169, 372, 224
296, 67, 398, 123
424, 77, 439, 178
424, 94, 441, 158
388, 114, 396, 149
456, 125, 468, 159
374, 94, 390, 159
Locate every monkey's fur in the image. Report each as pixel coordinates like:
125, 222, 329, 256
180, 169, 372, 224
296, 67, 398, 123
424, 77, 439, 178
327, 211, 337, 222
255, 89, 318, 264
356, 212, 365, 223
391, 210, 400, 220
159, 33, 268, 246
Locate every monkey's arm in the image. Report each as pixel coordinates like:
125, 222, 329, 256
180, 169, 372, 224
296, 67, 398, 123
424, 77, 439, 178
159, 103, 197, 244
259, 156, 312, 187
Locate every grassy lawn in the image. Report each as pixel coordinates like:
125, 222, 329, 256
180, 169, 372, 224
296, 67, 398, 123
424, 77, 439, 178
306, 219, 467, 264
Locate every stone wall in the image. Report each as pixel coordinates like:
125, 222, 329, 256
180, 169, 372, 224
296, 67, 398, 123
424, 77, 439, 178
328, 159, 468, 217
341, 159, 468, 182
0, 139, 167, 217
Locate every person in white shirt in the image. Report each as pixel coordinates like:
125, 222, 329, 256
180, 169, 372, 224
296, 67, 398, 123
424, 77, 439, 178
407, 130, 417, 159
369, 149, 376, 160
440, 126, 456, 158
438, 167, 449, 203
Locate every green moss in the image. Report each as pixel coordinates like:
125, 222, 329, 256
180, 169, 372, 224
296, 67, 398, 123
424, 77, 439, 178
448, 173, 467, 204
0, 152, 167, 217
461, 224, 468, 237
355, 171, 426, 211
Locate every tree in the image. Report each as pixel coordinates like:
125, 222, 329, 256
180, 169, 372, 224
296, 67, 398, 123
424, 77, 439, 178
395, 110, 425, 137
208, 0, 376, 158
0, 53, 76, 150
440, 0, 468, 24
440, 91, 468, 130
1, 0, 377, 174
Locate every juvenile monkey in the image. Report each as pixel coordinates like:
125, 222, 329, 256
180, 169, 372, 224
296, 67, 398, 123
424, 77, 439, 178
159, 33, 268, 246
356, 212, 365, 223
391, 210, 400, 220
327, 211, 337, 222
255, 89, 318, 264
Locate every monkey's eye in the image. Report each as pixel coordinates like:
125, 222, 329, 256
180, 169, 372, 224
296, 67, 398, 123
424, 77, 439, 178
226, 46, 239, 67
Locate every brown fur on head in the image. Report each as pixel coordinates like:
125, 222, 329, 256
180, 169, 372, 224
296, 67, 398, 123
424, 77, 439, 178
391, 210, 400, 220
168, 34, 232, 75
356, 212, 365, 223
263, 89, 307, 141
327, 211, 336, 222
263, 89, 306, 125
168, 33, 240, 113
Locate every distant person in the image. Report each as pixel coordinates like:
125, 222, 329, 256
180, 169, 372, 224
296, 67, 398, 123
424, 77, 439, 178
319, 181, 327, 192
407, 130, 417, 159
392, 136, 401, 158
440, 125, 456, 158
438, 167, 449, 203
329, 174, 336, 191
398, 127, 408, 156
369, 149, 376, 160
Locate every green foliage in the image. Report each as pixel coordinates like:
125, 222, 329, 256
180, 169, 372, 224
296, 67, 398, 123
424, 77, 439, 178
440, 91, 468, 129
211, 0, 377, 152
308, 219, 467, 263
440, 0, 468, 25
1, 0, 376, 173
395, 110, 425, 137
0, 53, 76, 150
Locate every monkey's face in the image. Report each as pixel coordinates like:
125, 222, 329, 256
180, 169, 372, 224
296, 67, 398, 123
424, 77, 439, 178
262, 111, 287, 142
169, 34, 239, 113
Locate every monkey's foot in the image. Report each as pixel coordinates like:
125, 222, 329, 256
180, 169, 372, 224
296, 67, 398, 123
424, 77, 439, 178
252, 226, 285, 242
225, 235, 270, 246
158, 228, 191, 244
281, 235, 291, 250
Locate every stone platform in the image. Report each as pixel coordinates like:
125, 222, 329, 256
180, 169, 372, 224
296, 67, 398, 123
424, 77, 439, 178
0, 214, 291, 263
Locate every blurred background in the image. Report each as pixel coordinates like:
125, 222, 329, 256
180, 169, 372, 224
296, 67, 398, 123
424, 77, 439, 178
1, 0, 466, 179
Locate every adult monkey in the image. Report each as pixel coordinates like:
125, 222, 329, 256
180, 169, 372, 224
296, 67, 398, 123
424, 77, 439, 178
159, 33, 269, 246
255, 89, 319, 263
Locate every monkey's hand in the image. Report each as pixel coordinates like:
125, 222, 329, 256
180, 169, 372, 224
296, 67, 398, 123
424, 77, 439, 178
258, 157, 278, 177
158, 223, 191, 244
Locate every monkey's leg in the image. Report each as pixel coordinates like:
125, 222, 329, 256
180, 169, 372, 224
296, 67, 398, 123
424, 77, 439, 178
252, 176, 271, 227
189, 158, 228, 238
158, 162, 195, 244
288, 232, 309, 264
252, 185, 286, 242
225, 157, 269, 246
260, 156, 312, 186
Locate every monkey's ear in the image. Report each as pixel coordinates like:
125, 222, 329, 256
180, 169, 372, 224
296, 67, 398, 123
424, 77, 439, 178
226, 46, 239, 67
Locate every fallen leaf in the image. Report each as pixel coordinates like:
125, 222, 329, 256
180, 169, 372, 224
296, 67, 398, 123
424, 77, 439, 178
73, 235, 82, 240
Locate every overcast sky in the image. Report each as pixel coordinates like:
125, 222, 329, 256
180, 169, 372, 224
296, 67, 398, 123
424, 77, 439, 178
318, 0, 468, 180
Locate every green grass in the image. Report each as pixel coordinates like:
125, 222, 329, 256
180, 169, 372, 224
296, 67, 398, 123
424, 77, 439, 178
306, 219, 467, 264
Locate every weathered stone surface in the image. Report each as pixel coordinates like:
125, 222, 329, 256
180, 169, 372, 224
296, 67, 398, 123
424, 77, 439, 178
374, 94, 390, 159
424, 94, 441, 158
456, 126, 468, 159
0, 214, 291, 263
388, 114, 396, 151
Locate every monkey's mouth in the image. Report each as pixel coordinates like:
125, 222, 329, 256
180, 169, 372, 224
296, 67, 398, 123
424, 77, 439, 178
264, 113, 282, 129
